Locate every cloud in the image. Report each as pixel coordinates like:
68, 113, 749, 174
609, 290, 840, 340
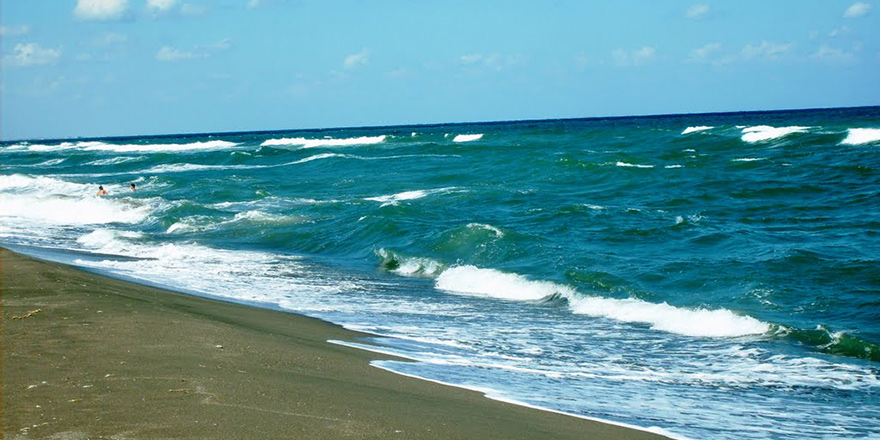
0, 25, 31, 36
155, 39, 230, 62
207, 38, 232, 51
3, 43, 62, 67
246, 0, 261, 9
74, 0, 129, 21
612, 46, 656, 66
344, 49, 369, 69
810, 44, 856, 63
685, 4, 710, 19
458, 52, 524, 71
687, 42, 722, 62
742, 41, 793, 59
147, 0, 177, 12
844, 2, 872, 17
156, 46, 204, 62
180, 3, 208, 16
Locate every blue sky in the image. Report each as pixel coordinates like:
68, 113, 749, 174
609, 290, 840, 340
2, 0, 878, 140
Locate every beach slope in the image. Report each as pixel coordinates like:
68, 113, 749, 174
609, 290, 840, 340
2, 248, 668, 439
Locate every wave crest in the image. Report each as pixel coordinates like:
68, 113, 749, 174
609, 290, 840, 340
840, 128, 880, 145
260, 135, 386, 148
741, 126, 809, 143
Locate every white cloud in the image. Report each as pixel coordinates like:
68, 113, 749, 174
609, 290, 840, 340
156, 46, 203, 62
810, 44, 856, 62
460, 53, 484, 65
246, 0, 261, 10
613, 46, 656, 66
459, 52, 524, 71
685, 4, 710, 19
180, 3, 208, 16
344, 49, 369, 69
742, 41, 793, 59
147, 0, 177, 12
3, 43, 61, 67
74, 0, 129, 21
0, 25, 31, 36
687, 42, 722, 62
207, 38, 232, 51
844, 2, 872, 17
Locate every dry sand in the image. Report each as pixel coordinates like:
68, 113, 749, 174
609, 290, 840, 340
2, 248, 669, 439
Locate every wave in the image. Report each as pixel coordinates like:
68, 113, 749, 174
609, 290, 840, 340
732, 158, 766, 162
260, 135, 387, 148
741, 126, 809, 143
85, 156, 146, 166
681, 126, 713, 135
5, 140, 239, 153
452, 134, 483, 143
381, 251, 770, 338
840, 128, 880, 145
365, 187, 459, 206
616, 162, 654, 168
0, 174, 153, 225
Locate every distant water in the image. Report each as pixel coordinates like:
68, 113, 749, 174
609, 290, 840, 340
2, 107, 879, 440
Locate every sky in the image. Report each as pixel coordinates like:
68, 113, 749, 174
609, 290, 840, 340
1, 0, 878, 140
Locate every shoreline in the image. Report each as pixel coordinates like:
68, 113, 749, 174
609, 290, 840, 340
2, 247, 671, 439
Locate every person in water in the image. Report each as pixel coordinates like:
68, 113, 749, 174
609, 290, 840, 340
97, 185, 108, 196
130, 183, 136, 191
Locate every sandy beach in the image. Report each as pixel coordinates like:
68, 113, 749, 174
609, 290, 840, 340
2, 248, 668, 439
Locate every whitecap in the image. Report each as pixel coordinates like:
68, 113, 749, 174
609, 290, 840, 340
681, 126, 713, 135
452, 134, 483, 143
365, 187, 458, 206
466, 223, 504, 238
840, 127, 880, 145
741, 126, 809, 143
616, 162, 654, 168
261, 135, 386, 148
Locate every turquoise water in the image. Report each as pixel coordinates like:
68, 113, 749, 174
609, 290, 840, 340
2, 107, 879, 440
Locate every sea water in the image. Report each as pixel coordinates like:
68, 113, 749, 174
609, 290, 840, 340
2, 107, 879, 440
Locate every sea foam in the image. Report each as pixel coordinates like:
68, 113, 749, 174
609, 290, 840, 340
396, 257, 770, 338
682, 126, 713, 135
453, 134, 483, 143
0, 175, 152, 225
840, 128, 880, 145
365, 187, 458, 206
741, 126, 809, 143
7, 140, 238, 153
260, 135, 386, 148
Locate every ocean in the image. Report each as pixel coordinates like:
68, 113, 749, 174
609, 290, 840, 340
2, 107, 879, 440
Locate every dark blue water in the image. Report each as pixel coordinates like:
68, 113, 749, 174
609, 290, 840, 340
3, 107, 879, 440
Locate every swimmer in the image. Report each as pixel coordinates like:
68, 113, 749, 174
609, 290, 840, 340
97, 185, 108, 196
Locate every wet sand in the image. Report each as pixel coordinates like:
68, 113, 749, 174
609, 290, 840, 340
2, 248, 669, 439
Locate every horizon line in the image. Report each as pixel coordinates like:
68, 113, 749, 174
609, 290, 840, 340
3, 104, 879, 144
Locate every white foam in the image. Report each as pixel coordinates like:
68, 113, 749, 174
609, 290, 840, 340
85, 156, 145, 166
616, 162, 654, 168
7, 140, 239, 153
365, 187, 457, 206
392, 257, 771, 338
665, 165, 683, 169
377, 249, 445, 277
840, 128, 880, 145
0, 174, 153, 225
466, 223, 504, 238
568, 296, 769, 337
452, 134, 483, 143
436, 266, 574, 301
732, 158, 765, 162
741, 126, 809, 143
260, 135, 386, 148
682, 126, 713, 135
